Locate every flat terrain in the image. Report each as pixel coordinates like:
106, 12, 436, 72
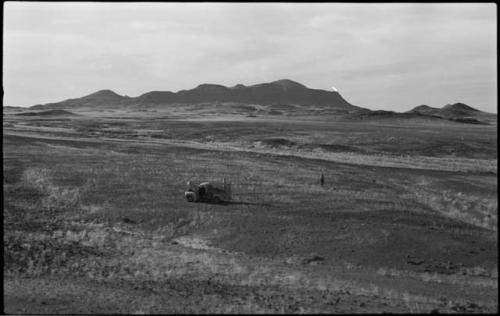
3, 108, 498, 313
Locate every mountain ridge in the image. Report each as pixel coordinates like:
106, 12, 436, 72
30, 79, 358, 111
408, 103, 493, 117
27, 81, 496, 125
404, 103, 496, 125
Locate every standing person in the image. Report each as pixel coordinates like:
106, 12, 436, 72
320, 173, 325, 186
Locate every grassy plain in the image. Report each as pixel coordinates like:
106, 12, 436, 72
3, 108, 498, 313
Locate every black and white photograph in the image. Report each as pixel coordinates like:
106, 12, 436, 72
3, 2, 497, 314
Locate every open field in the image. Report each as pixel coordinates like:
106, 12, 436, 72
3, 109, 498, 313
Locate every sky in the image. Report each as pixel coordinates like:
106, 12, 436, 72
3, 2, 497, 112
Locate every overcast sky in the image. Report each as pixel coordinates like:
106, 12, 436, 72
3, 2, 497, 112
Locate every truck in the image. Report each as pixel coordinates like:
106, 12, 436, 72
184, 179, 232, 203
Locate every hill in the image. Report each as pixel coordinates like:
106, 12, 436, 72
26, 81, 496, 125
30, 79, 361, 112
407, 103, 496, 125
409, 103, 484, 117
440, 103, 481, 117
31, 90, 129, 110
407, 105, 441, 116
345, 102, 496, 125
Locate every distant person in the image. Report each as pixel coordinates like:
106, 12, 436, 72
320, 173, 325, 186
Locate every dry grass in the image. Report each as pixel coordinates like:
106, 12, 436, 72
216, 140, 498, 173
376, 267, 498, 288
21, 167, 85, 212
407, 178, 498, 231
3, 120, 497, 313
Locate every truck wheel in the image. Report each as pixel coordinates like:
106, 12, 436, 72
213, 196, 221, 204
186, 195, 194, 202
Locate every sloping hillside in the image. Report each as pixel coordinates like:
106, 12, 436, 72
407, 103, 496, 124
408, 105, 441, 116
30, 79, 360, 112
31, 90, 130, 110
